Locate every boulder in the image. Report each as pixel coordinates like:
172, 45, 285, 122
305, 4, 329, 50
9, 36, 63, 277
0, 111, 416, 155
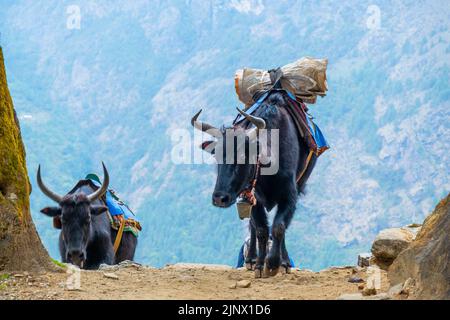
371, 225, 421, 265
388, 194, 450, 300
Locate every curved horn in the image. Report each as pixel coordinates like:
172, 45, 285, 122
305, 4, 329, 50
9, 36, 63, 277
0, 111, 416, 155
87, 162, 110, 202
37, 165, 63, 204
191, 109, 219, 134
236, 107, 266, 130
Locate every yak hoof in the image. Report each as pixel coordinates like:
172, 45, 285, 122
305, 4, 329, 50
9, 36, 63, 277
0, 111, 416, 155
245, 262, 256, 271
254, 268, 263, 278
280, 265, 291, 275
263, 264, 279, 277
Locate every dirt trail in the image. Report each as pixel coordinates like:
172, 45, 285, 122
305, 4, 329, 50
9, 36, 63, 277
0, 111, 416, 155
0, 263, 390, 300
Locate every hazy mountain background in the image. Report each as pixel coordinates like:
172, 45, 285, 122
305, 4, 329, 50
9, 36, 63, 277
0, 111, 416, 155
0, 0, 448, 270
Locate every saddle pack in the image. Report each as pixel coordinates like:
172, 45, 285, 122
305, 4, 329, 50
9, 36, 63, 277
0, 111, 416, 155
233, 67, 329, 219
85, 175, 142, 238
234, 67, 330, 159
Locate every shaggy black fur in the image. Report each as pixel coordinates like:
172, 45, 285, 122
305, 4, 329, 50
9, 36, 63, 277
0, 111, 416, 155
40, 181, 137, 269
206, 91, 317, 276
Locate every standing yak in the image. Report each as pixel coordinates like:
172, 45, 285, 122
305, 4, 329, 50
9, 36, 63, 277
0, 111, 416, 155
192, 90, 317, 278
37, 163, 137, 269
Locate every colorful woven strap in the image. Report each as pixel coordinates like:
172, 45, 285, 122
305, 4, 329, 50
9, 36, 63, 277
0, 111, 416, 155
113, 215, 125, 254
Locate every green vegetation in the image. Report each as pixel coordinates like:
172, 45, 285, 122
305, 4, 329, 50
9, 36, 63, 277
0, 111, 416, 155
0, 273, 10, 290
51, 258, 66, 269
0, 273, 10, 281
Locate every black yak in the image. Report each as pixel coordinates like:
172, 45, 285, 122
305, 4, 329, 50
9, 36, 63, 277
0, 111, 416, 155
37, 163, 137, 269
192, 91, 317, 277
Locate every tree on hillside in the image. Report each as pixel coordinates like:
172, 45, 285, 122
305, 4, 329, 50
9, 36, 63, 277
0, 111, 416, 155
0, 46, 53, 271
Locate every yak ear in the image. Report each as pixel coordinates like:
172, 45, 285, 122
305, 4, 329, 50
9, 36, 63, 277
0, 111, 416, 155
40, 207, 61, 217
200, 140, 216, 154
53, 216, 62, 229
90, 205, 108, 216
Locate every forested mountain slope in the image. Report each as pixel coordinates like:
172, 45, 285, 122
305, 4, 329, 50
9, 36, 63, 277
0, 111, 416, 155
0, 0, 448, 270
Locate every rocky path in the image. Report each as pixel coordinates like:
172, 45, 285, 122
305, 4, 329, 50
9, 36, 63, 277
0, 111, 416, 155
0, 262, 391, 300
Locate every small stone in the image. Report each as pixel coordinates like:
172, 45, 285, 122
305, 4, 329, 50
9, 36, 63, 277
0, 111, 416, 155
103, 272, 119, 280
118, 260, 142, 269
337, 293, 364, 300
99, 264, 118, 271
362, 287, 377, 296
402, 278, 416, 295
236, 280, 251, 288
65, 286, 82, 291
388, 283, 403, 296
358, 284, 365, 290
364, 293, 391, 300
348, 276, 364, 283
228, 283, 237, 289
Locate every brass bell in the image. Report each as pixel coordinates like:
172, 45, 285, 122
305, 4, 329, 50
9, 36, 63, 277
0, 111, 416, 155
236, 195, 253, 220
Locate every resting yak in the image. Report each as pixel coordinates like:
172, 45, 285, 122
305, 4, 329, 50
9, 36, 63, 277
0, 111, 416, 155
37, 163, 137, 269
192, 91, 317, 278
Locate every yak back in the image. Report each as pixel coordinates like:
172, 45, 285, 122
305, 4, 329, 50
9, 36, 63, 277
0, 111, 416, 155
67, 179, 105, 206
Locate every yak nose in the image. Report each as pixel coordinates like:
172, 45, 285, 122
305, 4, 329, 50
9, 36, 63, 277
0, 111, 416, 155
212, 191, 232, 207
67, 250, 85, 267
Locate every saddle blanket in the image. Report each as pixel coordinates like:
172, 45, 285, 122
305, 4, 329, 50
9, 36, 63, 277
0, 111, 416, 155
86, 176, 142, 237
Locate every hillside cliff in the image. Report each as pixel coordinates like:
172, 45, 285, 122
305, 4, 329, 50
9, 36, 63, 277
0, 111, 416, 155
389, 193, 450, 299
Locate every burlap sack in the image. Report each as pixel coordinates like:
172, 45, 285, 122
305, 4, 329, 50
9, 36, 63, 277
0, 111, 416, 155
235, 57, 328, 106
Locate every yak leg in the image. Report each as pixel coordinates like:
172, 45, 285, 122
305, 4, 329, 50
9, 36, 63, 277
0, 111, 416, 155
251, 203, 269, 278
265, 197, 296, 277
85, 235, 115, 269
280, 237, 292, 274
245, 217, 257, 270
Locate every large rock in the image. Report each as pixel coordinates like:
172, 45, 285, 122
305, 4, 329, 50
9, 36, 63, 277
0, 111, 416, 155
388, 194, 450, 300
371, 225, 420, 265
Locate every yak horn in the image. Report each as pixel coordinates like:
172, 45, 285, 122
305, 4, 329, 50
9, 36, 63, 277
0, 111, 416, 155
37, 165, 63, 204
86, 162, 110, 202
236, 107, 266, 130
191, 109, 219, 135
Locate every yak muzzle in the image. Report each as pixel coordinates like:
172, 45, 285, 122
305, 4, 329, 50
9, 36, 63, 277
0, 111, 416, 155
212, 191, 233, 208
67, 249, 86, 268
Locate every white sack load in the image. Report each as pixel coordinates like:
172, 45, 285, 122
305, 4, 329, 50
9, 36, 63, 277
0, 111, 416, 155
234, 57, 328, 106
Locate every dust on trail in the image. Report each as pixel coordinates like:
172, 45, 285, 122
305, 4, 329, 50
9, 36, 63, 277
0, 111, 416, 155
0, 263, 389, 300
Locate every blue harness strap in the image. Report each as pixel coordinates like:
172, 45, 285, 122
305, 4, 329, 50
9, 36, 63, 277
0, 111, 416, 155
88, 179, 139, 222
234, 91, 270, 124
233, 88, 329, 156
306, 116, 329, 156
